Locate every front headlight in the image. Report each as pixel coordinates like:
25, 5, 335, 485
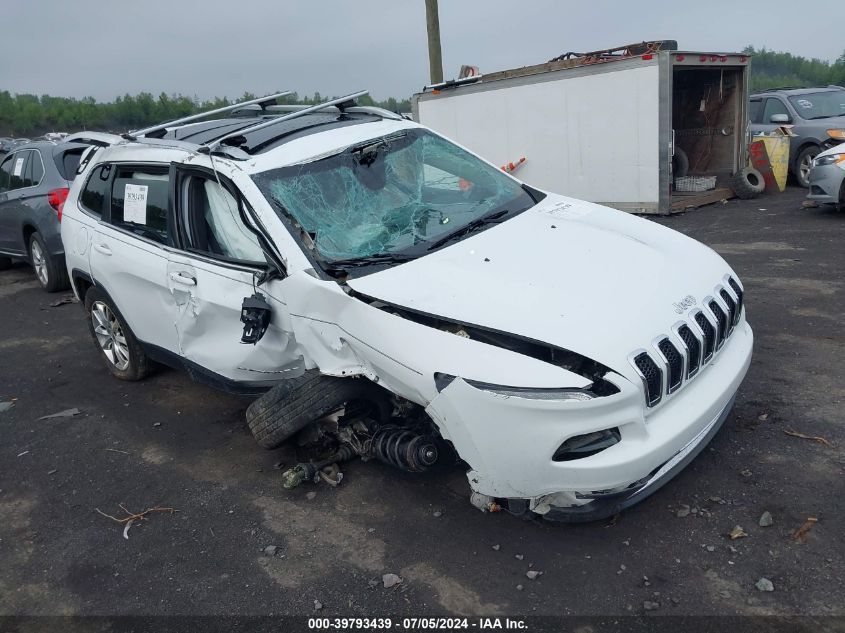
815, 153, 845, 167
826, 129, 845, 141
434, 373, 594, 401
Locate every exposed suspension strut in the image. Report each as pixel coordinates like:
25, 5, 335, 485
371, 426, 439, 473
279, 426, 440, 489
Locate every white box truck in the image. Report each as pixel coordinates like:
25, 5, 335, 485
413, 42, 751, 214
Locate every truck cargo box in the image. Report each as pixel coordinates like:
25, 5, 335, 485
413, 46, 751, 214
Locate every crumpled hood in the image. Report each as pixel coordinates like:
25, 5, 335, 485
347, 194, 736, 385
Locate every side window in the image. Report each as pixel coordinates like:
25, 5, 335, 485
748, 99, 763, 124
80, 164, 112, 217
22, 150, 44, 188
110, 167, 170, 244
58, 149, 84, 180
7, 152, 28, 191
181, 175, 265, 263
0, 155, 14, 193
762, 98, 790, 123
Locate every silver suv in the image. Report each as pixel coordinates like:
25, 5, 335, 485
749, 86, 845, 187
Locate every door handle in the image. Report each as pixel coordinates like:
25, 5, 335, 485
93, 242, 112, 256
169, 271, 196, 286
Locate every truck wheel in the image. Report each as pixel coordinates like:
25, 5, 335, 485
672, 147, 689, 179
29, 232, 69, 292
731, 167, 765, 200
84, 287, 151, 381
794, 146, 819, 188
0, 256, 11, 271
246, 371, 391, 449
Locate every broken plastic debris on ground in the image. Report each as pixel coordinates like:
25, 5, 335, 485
38, 408, 82, 420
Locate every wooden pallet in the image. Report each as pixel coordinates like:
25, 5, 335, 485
670, 187, 734, 212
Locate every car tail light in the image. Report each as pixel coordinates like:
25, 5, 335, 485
48, 188, 69, 222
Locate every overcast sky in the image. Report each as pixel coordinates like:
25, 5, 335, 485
2, 1, 842, 103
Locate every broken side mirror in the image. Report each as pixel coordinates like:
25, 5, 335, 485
240, 292, 272, 344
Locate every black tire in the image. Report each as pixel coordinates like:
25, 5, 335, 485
793, 146, 820, 188
838, 179, 845, 213
731, 167, 765, 200
672, 146, 689, 179
28, 231, 69, 292
246, 371, 391, 449
0, 256, 12, 271
84, 286, 151, 381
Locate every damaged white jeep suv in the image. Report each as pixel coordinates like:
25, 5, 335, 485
61, 91, 752, 522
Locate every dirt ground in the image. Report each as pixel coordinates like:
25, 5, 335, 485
1, 187, 842, 623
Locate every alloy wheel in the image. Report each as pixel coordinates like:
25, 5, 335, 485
91, 301, 130, 370
30, 240, 48, 287
799, 153, 815, 186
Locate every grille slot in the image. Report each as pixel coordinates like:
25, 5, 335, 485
657, 338, 683, 393
708, 300, 728, 349
694, 311, 716, 362
677, 324, 701, 378
728, 277, 743, 324
719, 289, 737, 336
632, 352, 662, 407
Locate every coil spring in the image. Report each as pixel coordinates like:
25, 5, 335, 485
371, 427, 439, 472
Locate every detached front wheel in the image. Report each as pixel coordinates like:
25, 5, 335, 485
84, 287, 151, 381
246, 371, 391, 449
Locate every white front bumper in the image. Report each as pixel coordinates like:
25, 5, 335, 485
426, 321, 753, 511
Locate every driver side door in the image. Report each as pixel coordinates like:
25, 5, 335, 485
167, 166, 303, 389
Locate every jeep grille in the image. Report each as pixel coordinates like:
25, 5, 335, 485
630, 277, 744, 408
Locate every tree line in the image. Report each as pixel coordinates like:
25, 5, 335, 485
744, 46, 845, 92
0, 91, 412, 137
2, 47, 844, 137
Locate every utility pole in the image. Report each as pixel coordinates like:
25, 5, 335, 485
425, 0, 443, 85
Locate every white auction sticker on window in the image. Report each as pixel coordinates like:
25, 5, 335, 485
13, 157, 24, 177
123, 184, 148, 224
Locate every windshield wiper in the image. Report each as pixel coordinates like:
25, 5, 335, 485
326, 252, 417, 269
426, 209, 510, 251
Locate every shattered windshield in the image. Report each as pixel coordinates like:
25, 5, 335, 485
251, 128, 536, 263
788, 91, 845, 120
